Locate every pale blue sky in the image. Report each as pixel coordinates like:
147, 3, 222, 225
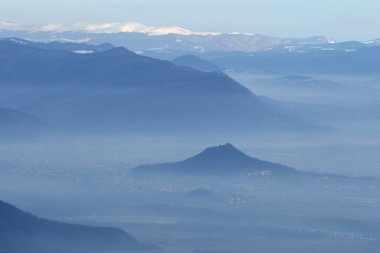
1, 0, 379, 41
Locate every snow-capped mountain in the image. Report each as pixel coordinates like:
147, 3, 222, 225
0, 21, 331, 54
363, 39, 380, 45
0, 21, 221, 36
1, 21, 379, 56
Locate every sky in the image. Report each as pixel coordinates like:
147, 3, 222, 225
1, 0, 379, 41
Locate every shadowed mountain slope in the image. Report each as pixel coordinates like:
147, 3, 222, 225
0, 39, 304, 133
0, 200, 145, 253
172, 54, 221, 72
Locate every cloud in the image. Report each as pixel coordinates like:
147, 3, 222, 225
0, 21, 26, 31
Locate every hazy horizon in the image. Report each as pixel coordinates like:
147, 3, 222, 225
1, 0, 380, 41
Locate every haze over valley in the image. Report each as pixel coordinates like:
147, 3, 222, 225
1, 2, 380, 252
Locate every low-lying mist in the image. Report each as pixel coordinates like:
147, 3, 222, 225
1, 40, 380, 252
1, 136, 379, 253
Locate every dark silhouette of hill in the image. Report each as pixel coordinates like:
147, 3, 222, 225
130, 143, 296, 177
130, 144, 370, 184
0, 200, 145, 253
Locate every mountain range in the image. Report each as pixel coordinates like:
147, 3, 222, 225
211, 45, 380, 75
0, 37, 114, 53
3, 21, 380, 60
0, 21, 331, 55
0, 200, 145, 253
0, 38, 302, 134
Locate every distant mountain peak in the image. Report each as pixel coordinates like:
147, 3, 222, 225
185, 143, 254, 164
201, 143, 245, 156
131, 143, 296, 176
100, 46, 136, 56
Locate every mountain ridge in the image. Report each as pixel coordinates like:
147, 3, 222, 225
0, 22, 331, 54
0, 39, 302, 134
172, 54, 221, 72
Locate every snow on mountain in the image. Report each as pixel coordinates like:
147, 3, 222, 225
0, 21, 221, 36
363, 39, 380, 45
